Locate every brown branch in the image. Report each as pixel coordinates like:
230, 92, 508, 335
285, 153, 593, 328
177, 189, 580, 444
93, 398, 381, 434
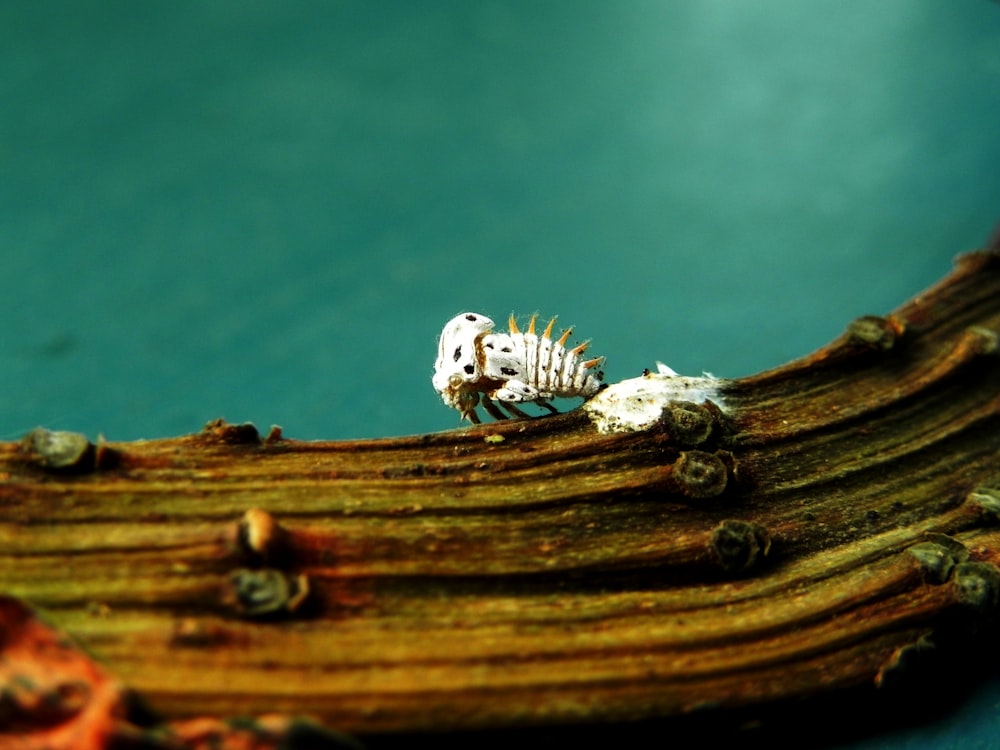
2, 248, 1000, 748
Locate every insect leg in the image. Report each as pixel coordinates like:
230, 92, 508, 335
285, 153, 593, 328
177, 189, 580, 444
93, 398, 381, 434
457, 391, 482, 424
494, 380, 539, 403
481, 395, 509, 421
500, 401, 533, 419
534, 398, 559, 414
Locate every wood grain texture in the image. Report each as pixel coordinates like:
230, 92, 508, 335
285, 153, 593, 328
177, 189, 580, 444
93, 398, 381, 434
2, 249, 1000, 743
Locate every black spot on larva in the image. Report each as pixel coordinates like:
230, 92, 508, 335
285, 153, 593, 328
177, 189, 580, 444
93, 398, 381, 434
453, 345, 462, 362
464, 364, 475, 374
485, 342, 494, 349
500, 367, 518, 376
501, 346, 512, 353
465, 314, 478, 322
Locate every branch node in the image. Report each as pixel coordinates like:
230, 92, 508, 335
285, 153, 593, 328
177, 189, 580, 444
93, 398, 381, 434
952, 562, 1000, 610
709, 520, 772, 572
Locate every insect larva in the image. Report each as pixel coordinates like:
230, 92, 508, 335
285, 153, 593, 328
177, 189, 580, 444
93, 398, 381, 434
432, 312, 605, 424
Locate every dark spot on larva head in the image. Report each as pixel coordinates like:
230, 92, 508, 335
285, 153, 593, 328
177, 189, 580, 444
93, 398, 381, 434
500, 367, 517, 376
465, 314, 478, 322
464, 364, 475, 374
453, 346, 462, 362
501, 346, 512, 353
485, 342, 494, 349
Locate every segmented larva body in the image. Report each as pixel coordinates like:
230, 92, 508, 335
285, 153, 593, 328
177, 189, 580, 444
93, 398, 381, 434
432, 312, 605, 424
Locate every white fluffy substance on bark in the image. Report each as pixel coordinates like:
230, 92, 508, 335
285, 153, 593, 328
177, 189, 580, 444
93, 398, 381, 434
583, 362, 727, 434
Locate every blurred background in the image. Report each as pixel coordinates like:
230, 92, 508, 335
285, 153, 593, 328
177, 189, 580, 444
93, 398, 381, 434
1, 1, 999, 745
2, 1, 999, 442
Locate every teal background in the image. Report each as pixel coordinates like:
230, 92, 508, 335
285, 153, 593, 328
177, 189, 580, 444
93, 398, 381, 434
2, 1, 999, 746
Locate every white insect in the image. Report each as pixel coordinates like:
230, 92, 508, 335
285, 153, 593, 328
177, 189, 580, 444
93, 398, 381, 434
433, 312, 605, 424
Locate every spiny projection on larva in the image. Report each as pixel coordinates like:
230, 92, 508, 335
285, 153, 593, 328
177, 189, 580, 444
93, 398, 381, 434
433, 312, 605, 423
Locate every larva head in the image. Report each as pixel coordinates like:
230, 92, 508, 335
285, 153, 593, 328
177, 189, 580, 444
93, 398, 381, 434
432, 312, 495, 397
